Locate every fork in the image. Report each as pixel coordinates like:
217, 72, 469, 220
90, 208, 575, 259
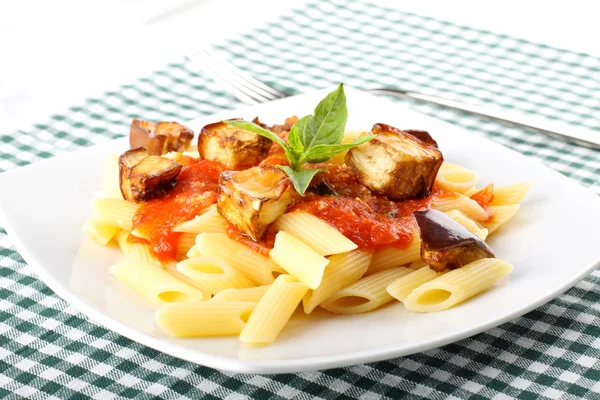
186, 49, 600, 150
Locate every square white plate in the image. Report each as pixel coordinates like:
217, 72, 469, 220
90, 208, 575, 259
1, 88, 599, 374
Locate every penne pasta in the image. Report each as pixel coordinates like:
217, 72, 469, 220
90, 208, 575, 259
103, 153, 123, 199
240, 274, 308, 345
444, 210, 488, 240
156, 301, 256, 337
490, 182, 532, 206
404, 258, 513, 312
320, 267, 413, 314
269, 231, 329, 290
435, 162, 479, 193
82, 216, 120, 246
174, 204, 227, 234
176, 233, 198, 261
432, 193, 489, 221
115, 231, 160, 263
211, 285, 271, 303
481, 205, 521, 235
109, 260, 205, 304
272, 211, 357, 256
303, 250, 372, 314
195, 233, 277, 286
387, 266, 447, 302
367, 235, 420, 275
92, 197, 139, 231
177, 256, 254, 295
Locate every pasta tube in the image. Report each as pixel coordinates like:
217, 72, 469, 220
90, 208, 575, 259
435, 162, 479, 193
177, 256, 254, 295
240, 274, 308, 345
491, 182, 532, 206
195, 233, 277, 285
387, 266, 447, 302
481, 205, 520, 234
269, 231, 329, 290
156, 301, 256, 337
444, 210, 488, 240
404, 258, 513, 312
109, 260, 205, 304
92, 197, 139, 231
367, 235, 420, 275
211, 285, 271, 303
174, 204, 227, 234
303, 250, 372, 314
272, 211, 357, 255
82, 217, 120, 246
320, 267, 412, 314
115, 231, 159, 263
432, 194, 489, 221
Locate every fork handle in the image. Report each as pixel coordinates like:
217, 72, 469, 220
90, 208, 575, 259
367, 88, 600, 150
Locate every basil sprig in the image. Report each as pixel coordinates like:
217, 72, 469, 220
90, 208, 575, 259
224, 84, 373, 194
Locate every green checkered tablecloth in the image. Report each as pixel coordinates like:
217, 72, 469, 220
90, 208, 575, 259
1, 0, 599, 398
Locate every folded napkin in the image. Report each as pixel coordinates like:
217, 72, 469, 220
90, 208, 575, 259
0, 0, 598, 398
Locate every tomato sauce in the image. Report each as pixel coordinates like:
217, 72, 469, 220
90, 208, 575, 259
132, 158, 223, 261
225, 222, 275, 257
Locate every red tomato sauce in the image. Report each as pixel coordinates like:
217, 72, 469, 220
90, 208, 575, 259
132, 159, 223, 261
225, 222, 275, 257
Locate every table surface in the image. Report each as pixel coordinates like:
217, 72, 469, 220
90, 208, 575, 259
0, 1, 599, 399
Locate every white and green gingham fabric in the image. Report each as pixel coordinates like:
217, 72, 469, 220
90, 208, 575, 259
1, 1, 599, 398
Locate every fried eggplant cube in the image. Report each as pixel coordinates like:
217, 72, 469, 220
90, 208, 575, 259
414, 209, 495, 272
217, 164, 300, 241
345, 123, 443, 200
119, 147, 182, 202
198, 121, 272, 170
130, 119, 194, 155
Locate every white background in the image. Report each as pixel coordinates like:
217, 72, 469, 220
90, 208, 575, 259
1, 0, 598, 133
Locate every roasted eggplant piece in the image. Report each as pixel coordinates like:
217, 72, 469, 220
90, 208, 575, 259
198, 121, 272, 170
119, 147, 182, 202
345, 123, 443, 201
403, 129, 438, 148
130, 119, 194, 155
414, 209, 495, 272
217, 164, 300, 241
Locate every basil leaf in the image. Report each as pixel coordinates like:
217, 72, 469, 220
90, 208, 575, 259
223, 119, 288, 149
286, 125, 304, 169
304, 135, 374, 163
299, 84, 348, 150
279, 166, 320, 195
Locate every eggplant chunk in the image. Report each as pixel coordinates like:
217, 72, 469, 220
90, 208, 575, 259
217, 164, 300, 241
119, 147, 182, 202
414, 209, 495, 272
345, 123, 443, 201
198, 121, 272, 169
130, 119, 194, 155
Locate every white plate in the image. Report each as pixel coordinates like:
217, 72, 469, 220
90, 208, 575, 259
1, 88, 599, 374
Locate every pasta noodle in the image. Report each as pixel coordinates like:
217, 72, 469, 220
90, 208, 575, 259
367, 235, 420, 275
269, 231, 329, 290
435, 162, 479, 193
109, 260, 205, 304
195, 233, 277, 286
92, 197, 139, 231
156, 301, 256, 337
490, 182, 532, 206
481, 205, 520, 235
320, 267, 413, 314
387, 266, 447, 302
272, 211, 357, 256
174, 204, 227, 234
177, 256, 254, 295
211, 285, 271, 303
175, 233, 198, 261
115, 231, 160, 263
404, 258, 513, 312
240, 274, 308, 345
432, 193, 489, 221
82, 217, 120, 246
303, 250, 372, 314
444, 210, 488, 240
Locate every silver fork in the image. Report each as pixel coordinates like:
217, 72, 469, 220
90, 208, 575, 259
186, 49, 600, 150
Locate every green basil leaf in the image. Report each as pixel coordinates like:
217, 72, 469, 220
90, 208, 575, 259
286, 125, 304, 169
304, 135, 374, 163
278, 166, 320, 195
299, 84, 348, 150
223, 119, 288, 149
